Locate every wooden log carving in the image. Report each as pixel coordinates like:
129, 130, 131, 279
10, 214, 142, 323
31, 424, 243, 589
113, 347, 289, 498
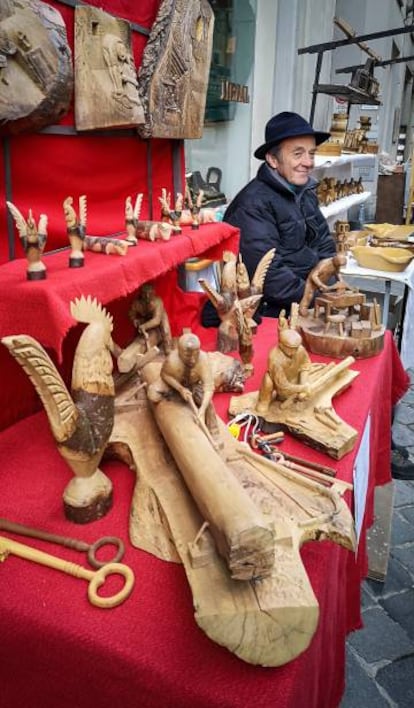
74, 5, 144, 131
0, 0, 73, 135
107, 369, 355, 666
137, 0, 214, 139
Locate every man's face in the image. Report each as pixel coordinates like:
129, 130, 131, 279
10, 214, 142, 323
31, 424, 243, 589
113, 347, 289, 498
179, 345, 199, 368
267, 136, 317, 186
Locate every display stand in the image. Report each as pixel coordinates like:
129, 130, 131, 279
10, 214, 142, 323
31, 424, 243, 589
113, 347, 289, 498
313, 153, 377, 229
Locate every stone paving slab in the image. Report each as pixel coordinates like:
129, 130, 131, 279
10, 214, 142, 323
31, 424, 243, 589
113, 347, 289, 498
365, 556, 413, 598
390, 510, 414, 545
347, 606, 414, 663
340, 647, 390, 708
376, 656, 414, 708
400, 505, 414, 524
391, 544, 414, 575
394, 404, 414, 425
393, 480, 414, 508
379, 589, 414, 641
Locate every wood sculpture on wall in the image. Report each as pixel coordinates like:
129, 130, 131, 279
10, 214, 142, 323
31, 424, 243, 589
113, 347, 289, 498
2, 296, 122, 524
6, 201, 47, 280
74, 5, 144, 131
105, 356, 356, 666
137, 0, 214, 139
0, 0, 73, 135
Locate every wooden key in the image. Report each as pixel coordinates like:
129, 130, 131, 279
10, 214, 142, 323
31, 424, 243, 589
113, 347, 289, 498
0, 535, 134, 608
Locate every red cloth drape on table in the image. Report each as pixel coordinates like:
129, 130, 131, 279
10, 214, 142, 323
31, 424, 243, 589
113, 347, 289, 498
0, 320, 408, 708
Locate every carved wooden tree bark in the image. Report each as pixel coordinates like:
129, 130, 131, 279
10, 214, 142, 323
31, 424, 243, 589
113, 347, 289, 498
137, 0, 214, 139
0, 0, 73, 135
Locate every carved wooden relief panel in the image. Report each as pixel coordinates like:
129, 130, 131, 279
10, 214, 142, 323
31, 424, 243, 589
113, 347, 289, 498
0, 0, 73, 135
74, 5, 144, 131
138, 0, 214, 139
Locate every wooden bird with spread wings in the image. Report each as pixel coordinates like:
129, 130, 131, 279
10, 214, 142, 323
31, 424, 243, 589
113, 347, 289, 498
198, 249, 275, 356
6, 201, 48, 280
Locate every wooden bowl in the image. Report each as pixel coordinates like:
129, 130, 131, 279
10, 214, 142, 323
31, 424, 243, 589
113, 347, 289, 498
351, 246, 414, 272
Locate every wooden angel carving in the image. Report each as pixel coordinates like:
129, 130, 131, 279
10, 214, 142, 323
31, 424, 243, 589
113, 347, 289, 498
236, 249, 275, 328
63, 195, 87, 267
198, 251, 262, 363
2, 295, 122, 523
6, 201, 47, 280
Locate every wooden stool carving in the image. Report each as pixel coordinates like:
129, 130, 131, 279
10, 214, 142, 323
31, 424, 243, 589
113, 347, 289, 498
324, 314, 346, 337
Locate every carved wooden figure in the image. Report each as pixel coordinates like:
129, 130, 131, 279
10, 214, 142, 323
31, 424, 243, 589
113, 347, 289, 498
106, 362, 356, 666
184, 184, 204, 229
298, 254, 348, 316
229, 327, 359, 459
299, 288, 385, 359
125, 193, 175, 242
128, 283, 173, 355
84, 235, 129, 256
0, 0, 73, 135
2, 296, 122, 523
198, 249, 274, 355
6, 201, 47, 280
147, 333, 223, 449
158, 188, 182, 233
74, 5, 144, 131
124, 194, 140, 245
63, 195, 87, 268
137, 0, 214, 139
257, 328, 313, 413
236, 249, 275, 328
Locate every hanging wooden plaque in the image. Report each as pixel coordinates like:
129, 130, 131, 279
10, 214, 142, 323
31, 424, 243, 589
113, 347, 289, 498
0, 0, 73, 135
137, 0, 214, 139
74, 5, 145, 131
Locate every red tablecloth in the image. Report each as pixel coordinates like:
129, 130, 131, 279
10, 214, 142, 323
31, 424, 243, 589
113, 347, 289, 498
0, 320, 408, 708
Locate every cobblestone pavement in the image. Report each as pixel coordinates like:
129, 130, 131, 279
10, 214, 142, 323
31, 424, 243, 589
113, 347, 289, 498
340, 368, 414, 708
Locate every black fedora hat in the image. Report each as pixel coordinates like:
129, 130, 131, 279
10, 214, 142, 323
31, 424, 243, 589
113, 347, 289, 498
254, 111, 330, 160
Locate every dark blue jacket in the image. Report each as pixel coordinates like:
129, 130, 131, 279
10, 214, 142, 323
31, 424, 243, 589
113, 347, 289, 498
224, 163, 336, 316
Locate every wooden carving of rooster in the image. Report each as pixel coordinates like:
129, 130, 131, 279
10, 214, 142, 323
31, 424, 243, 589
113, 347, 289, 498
6, 201, 48, 281
2, 295, 121, 524
198, 251, 262, 354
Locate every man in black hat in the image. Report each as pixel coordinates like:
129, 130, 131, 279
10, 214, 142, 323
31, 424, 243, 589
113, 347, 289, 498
223, 111, 337, 317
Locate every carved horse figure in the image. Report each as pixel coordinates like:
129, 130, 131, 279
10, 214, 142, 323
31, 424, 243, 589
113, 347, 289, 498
2, 295, 121, 523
